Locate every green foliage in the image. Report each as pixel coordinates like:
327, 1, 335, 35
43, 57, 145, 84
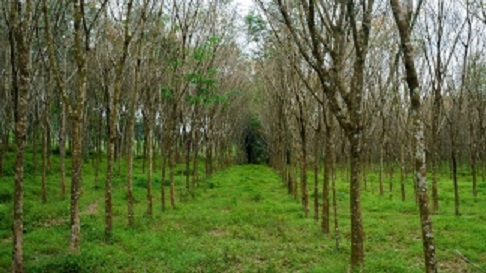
245, 12, 267, 42
244, 115, 268, 164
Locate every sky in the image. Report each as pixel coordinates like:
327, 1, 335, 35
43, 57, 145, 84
234, 0, 254, 15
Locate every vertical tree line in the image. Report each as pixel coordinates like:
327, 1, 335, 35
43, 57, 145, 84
253, 0, 485, 272
1, 1, 253, 272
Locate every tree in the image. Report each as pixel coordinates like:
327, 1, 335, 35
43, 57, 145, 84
6, 0, 35, 271
390, 0, 437, 271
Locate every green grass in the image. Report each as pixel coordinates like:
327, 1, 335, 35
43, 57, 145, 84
0, 153, 485, 272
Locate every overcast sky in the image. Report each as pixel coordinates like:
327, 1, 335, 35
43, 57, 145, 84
234, 0, 254, 14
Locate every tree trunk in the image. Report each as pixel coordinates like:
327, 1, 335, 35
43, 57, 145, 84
379, 115, 385, 196
390, 1, 437, 271
322, 122, 332, 234
41, 114, 48, 203
10, 2, 32, 269
161, 151, 167, 211
400, 141, 406, 201
59, 102, 67, 198
451, 136, 460, 216
69, 0, 88, 251
146, 123, 153, 216
313, 135, 319, 224
349, 132, 364, 268
331, 153, 339, 250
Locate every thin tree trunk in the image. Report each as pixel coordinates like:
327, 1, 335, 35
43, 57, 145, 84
147, 123, 153, 216
390, 1, 437, 271
192, 135, 199, 186
349, 132, 364, 268
313, 135, 319, 224
161, 151, 167, 211
400, 141, 406, 201
322, 122, 332, 234
451, 136, 460, 216
41, 117, 48, 203
105, 84, 115, 242
59, 102, 67, 198
69, 0, 88, 251
331, 153, 339, 250
10, 0, 33, 269
379, 115, 385, 196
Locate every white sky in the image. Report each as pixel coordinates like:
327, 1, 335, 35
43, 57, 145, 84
234, 0, 254, 15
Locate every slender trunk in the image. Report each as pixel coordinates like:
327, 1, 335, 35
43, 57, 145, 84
0, 131, 4, 178
69, 0, 88, 251
10, 1, 32, 268
379, 116, 385, 196
349, 132, 364, 268
332, 155, 339, 250
313, 136, 319, 224
390, 1, 437, 271
41, 116, 48, 203
142, 122, 147, 173
69, 117, 83, 251
169, 146, 176, 208
322, 124, 332, 234
192, 108, 200, 188
388, 147, 394, 199
161, 151, 167, 211
59, 103, 67, 198
192, 133, 199, 188
95, 110, 102, 183
185, 129, 191, 192
400, 141, 406, 201
105, 86, 115, 241
451, 140, 460, 216
147, 124, 153, 216
126, 110, 136, 226
32, 120, 38, 175
471, 150, 477, 198
287, 149, 293, 195
300, 136, 308, 217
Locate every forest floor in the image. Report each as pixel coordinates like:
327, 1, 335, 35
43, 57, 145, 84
0, 155, 485, 272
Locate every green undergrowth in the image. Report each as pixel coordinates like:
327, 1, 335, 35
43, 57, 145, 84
0, 154, 485, 272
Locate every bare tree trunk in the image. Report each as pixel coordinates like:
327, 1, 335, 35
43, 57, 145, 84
390, 1, 437, 271
105, 84, 115, 241
192, 105, 200, 188
59, 102, 67, 198
379, 115, 385, 196
146, 122, 153, 216
349, 132, 364, 267
0, 130, 4, 179
400, 141, 406, 201
69, 0, 88, 251
313, 135, 319, 224
321, 121, 332, 234
469, 124, 478, 198
41, 112, 48, 203
331, 153, 339, 250
451, 132, 460, 216
9, 0, 33, 269
161, 151, 167, 211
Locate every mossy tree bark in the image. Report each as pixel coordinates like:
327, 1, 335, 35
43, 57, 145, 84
390, 0, 437, 271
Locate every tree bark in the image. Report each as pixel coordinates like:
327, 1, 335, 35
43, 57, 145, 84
349, 131, 364, 268
390, 1, 437, 271
321, 120, 332, 234
9, 1, 33, 271
69, 0, 88, 251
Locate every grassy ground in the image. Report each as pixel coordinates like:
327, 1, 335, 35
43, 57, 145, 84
0, 153, 485, 272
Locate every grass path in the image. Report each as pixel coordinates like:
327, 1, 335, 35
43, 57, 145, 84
134, 165, 344, 273
1, 163, 485, 272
